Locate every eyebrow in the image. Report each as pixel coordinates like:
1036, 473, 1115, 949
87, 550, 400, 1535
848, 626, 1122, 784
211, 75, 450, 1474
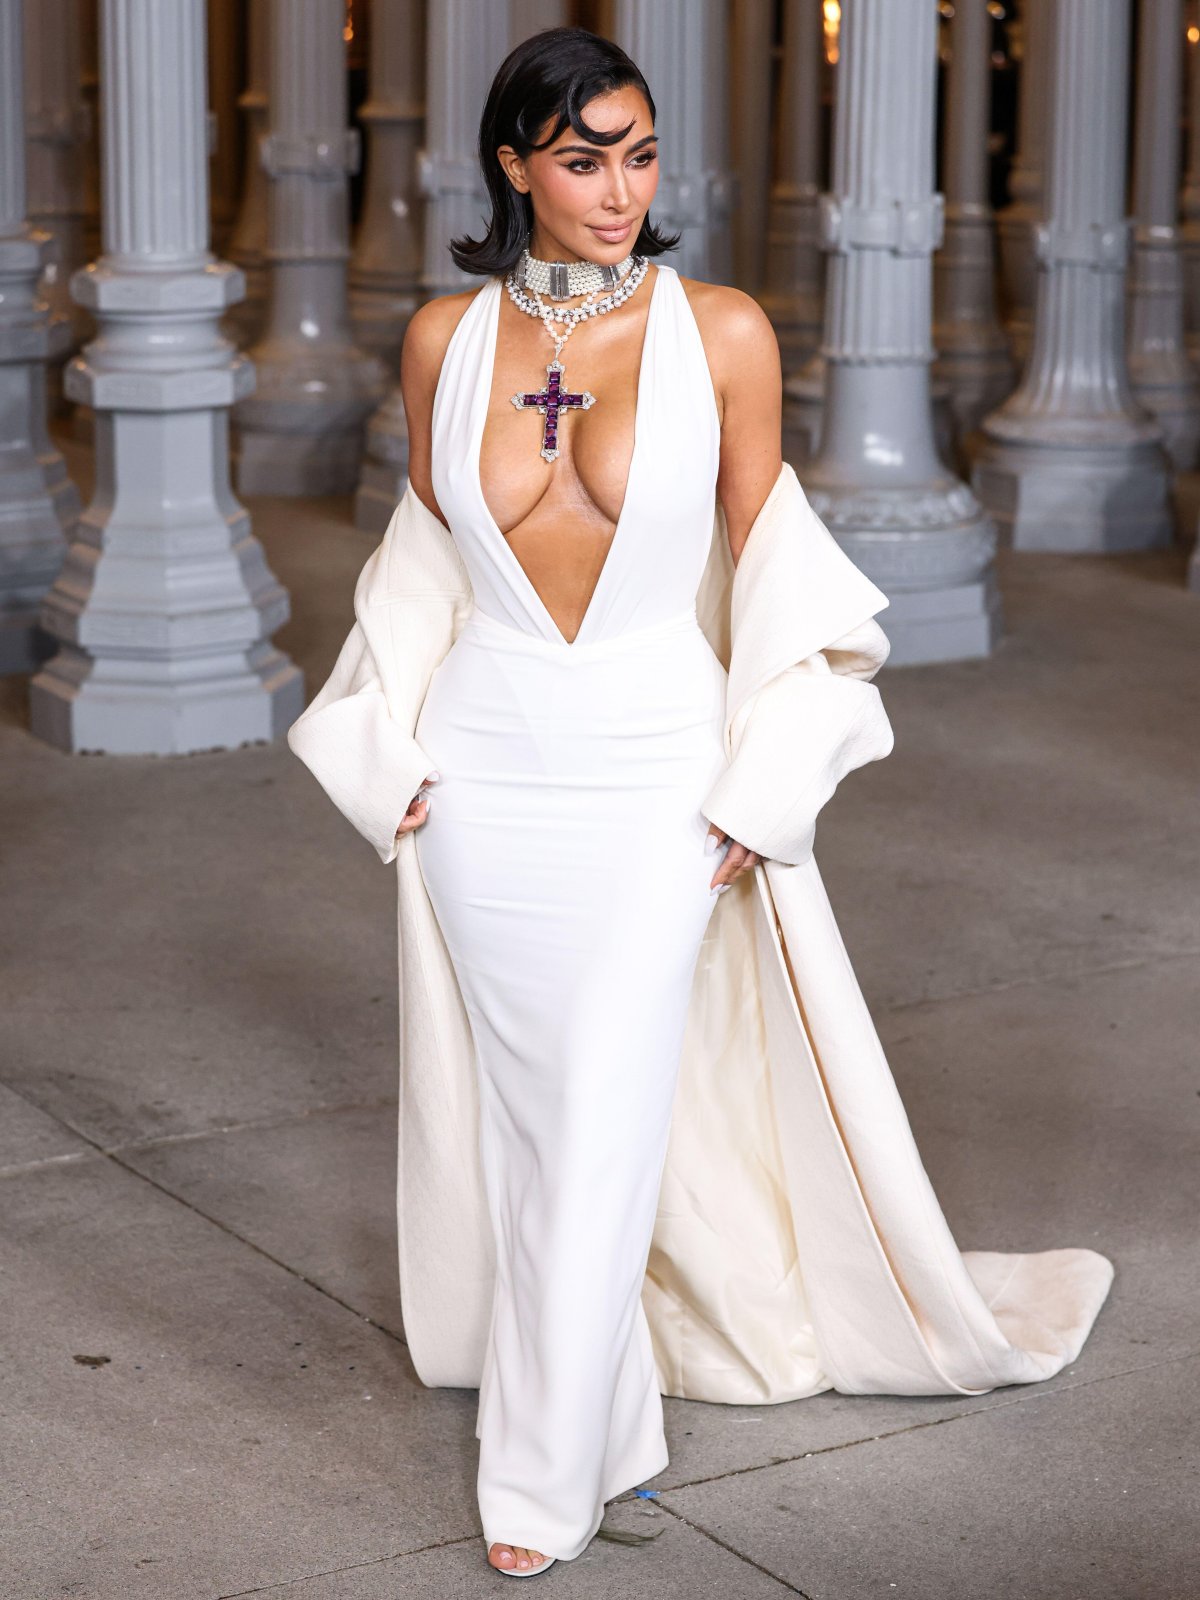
552, 133, 659, 158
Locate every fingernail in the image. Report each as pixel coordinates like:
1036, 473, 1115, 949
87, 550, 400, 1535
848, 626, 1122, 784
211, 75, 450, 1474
716, 883, 730, 894
704, 834, 718, 855
422, 794, 432, 809
427, 770, 441, 782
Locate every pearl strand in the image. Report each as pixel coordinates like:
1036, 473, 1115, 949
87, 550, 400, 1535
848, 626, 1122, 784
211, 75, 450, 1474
504, 254, 649, 361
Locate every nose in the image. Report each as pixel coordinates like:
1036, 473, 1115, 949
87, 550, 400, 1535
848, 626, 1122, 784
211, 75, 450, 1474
604, 164, 631, 212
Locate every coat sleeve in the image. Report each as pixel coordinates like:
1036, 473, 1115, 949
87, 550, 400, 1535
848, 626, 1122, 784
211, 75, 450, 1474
700, 617, 894, 868
286, 610, 439, 867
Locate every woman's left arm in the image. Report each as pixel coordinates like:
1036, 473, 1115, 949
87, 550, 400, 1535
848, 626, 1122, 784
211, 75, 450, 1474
688, 283, 788, 890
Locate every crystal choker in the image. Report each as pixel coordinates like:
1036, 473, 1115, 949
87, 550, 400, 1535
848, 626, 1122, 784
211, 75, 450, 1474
514, 244, 636, 302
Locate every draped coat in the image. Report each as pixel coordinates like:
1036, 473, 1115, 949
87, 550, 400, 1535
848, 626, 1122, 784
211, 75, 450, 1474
287, 463, 1115, 1404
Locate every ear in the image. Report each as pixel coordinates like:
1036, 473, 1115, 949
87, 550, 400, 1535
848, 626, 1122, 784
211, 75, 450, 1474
496, 144, 530, 195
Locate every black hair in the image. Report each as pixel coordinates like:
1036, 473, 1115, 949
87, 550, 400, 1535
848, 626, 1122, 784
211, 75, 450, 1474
449, 26, 680, 277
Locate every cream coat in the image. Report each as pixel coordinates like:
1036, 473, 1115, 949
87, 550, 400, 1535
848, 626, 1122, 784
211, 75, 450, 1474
288, 463, 1114, 1403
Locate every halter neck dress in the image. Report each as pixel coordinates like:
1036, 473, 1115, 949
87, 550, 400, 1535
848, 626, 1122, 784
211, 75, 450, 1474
414, 263, 727, 1562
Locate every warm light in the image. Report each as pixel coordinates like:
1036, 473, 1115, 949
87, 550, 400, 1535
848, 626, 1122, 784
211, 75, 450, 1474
823, 0, 840, 65
343, 0, 353, 43
987, 1, 1006, 17
1189, 23, 1200, 44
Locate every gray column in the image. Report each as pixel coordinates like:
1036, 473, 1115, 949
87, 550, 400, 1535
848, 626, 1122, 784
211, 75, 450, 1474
613, 0, 735, 283
0, 0, 78, 675
349, 0, 425, 375
731, 0, 774, 296
225, 0, 270, 349
973, 0, 1171, 553
1126, 0, 1200, 470
761, 0, 825, 374
233, 0, 387, 495
996, 0, 1048, 365
933, 0, 1014, 445
23, 0, 91, 369
419, 1, 511, 298
800, 0, 998, 666
30, 0, 302, 754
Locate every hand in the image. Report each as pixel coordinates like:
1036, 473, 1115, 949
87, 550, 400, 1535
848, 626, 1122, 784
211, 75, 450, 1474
395, 771, 440, 839
706, 824, 763, 891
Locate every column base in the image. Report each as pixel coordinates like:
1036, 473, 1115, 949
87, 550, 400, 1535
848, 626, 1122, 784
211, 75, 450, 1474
879, 566, 1003, 667
972, 435, 1172, 552
234, 425, 367, 497
355, 459, 406, 534
0, 611, 59, 676
28, 642, 305, 755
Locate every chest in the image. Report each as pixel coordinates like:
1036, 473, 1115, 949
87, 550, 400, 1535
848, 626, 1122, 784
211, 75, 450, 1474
478, 286, 657, 539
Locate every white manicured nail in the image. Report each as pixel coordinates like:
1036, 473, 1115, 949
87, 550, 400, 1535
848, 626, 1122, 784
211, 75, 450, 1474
704, 834, 719, 855
716, 883, 730, 893
426, 770, 441, 782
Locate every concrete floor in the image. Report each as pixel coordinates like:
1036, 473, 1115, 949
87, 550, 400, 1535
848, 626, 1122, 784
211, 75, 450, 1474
2, 436, 1198, 1598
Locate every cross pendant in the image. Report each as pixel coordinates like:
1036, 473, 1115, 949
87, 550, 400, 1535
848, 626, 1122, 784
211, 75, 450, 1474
510, 360, 596, 463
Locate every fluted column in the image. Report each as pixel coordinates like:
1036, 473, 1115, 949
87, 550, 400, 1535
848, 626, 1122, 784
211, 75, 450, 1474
30, 0, 303, 753
762, 0, 825, 375
933, 0, 1015, 448
225, 0, 270, 348
23, 0, 91, 390
613, 0, 735, 283
233, 0, 387, 495
0, 0, 78, 675
800, 0, 998, 666
419, 0, 511, 298
349, 0, 425, 372
973, 0, 1171, 553
1126, 0, 1200, 470
996, 0, 1049, 364
352, 0, 429, 531
731, 0, 774, 295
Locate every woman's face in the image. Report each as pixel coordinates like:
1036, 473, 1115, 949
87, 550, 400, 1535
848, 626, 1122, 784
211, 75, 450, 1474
497, 85, 659, 264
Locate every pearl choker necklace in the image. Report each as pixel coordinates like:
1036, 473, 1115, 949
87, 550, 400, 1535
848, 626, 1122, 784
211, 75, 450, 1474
514, 243, 636, 302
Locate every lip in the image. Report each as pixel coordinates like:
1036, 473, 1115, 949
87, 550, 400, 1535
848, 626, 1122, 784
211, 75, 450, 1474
588, 221, 634, 242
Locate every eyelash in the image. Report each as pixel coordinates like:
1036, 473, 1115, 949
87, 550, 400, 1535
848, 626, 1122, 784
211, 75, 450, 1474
564, 150, 657, 175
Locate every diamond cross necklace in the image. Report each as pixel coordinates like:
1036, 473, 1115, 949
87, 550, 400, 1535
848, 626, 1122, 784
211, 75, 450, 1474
504, 253, 649, 463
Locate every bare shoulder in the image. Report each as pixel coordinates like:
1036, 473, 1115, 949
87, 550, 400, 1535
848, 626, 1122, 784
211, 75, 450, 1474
674, 274, 781, 412
401, 282, 488, 391
676, 276, 780, 363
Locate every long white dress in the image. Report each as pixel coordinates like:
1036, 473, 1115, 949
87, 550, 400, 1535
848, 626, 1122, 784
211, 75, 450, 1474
412, 265, 729, 1559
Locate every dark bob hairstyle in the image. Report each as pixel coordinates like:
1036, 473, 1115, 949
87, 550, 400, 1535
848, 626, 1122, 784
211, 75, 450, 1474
450, 26, 680, 278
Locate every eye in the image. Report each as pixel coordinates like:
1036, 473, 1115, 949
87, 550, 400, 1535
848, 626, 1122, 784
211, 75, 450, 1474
565, 158, 599, 174
630, 149, 657, 167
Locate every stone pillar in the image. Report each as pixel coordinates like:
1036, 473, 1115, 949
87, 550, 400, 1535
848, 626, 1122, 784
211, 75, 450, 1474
933, 0, 1015, 447
761, 0, 825, 375
225, 0, 270, 349
23, 0, 91, 370
613, 0, 735, 283
30, 0, 303, 754
1126, 0, 1200, 470
973, 0, 1172, 554
207, 0, 244, 258
419, 0, 512, 298
996, 0, 1049, 365
349, 0, 425, 375
799, 0, 999, 666
233, 0, 387, 495
731, 0, 774, 296
0, 0, 78, 675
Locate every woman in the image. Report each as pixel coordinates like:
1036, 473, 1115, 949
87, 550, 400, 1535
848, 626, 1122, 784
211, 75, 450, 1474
289, 26, 1114, 1583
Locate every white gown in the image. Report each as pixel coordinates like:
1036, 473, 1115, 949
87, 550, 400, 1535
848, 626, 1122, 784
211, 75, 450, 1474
413, 265, 729, 1559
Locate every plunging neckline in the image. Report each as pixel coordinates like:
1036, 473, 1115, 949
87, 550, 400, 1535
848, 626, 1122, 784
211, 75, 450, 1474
472, 263, 663, 648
